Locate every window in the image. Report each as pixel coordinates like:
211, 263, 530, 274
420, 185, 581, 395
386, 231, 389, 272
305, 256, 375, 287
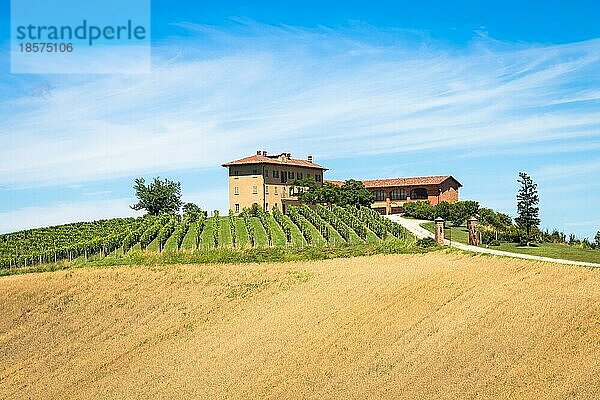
265, 203, 269, 211
264, 169, 268, 177
282, 187, 287, 195
306, 173, 311, 180
374, 190, 386, 201
390, 188, 407, 201
273, 170, 279, 178
234, 170, 239, 176
235, 204, 240, 213
315, 174, 322, 182
410, 188, 428, 200
297, 172, 302, 180
281, 171, 287, 183
252, 169, 258, 175
234, 186, 239, 195
275, 187, 278, 195
265, 185, 269, 194
252, 185, 258, 194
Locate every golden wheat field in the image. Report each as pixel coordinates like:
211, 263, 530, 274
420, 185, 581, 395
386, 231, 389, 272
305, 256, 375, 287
1, 252, 599, 399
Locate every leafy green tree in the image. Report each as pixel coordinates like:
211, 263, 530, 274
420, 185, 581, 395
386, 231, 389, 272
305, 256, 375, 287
478, 208, 500, 227
339, 179, 374, 207
402, 201, 434, 220
594, 231, 600, 248
182, 202, 203, 216
450, 200, 479, 226
130, 177, 182, 215
515, 172, 540, 246
434, 201, 453, 221
292, 179, 341, 205
497, 212, 513, 227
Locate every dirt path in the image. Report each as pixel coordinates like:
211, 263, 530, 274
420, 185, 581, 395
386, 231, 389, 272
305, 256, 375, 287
1, 253, 599, 399
386, 214, 600, 268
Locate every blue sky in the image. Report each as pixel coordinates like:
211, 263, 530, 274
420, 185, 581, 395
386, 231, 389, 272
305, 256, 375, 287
1, 1, 600, 238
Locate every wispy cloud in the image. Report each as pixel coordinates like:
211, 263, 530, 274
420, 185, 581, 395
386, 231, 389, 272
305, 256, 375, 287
1, 22, 599, 189
0, 197, 141, 234
535, 159, 600, 182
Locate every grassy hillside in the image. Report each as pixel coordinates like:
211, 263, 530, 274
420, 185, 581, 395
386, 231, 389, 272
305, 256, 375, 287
1, 206, 415, 273
421, 222, 600, 264
1, 252, 598, 399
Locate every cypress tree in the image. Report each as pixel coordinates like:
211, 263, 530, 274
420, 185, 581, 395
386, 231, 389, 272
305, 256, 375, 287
515, 172, 540, 246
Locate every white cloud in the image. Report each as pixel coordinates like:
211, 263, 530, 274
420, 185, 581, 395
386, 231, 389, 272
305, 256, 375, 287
1, 23, 599, 188
534, 159, 600, 182
0, 197, 141, 234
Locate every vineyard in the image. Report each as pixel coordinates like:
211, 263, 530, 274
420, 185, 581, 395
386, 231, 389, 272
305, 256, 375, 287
0, 205, 414, 270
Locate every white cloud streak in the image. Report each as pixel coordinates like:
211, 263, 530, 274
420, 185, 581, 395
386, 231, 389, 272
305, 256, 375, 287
0, 197, 141, 234
1, 22, 599, 188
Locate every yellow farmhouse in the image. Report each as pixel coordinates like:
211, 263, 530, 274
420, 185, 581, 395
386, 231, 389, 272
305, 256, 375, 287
222, 151, 462, 215
222, 151, 327, 214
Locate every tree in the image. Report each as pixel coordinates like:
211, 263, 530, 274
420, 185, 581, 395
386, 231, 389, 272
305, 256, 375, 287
449, 200, 479, 226
402, 201, 434, 220
478, 208, 500, 228
130, 177, 182, 215
515, 172, 540, 246
291, 179, 341, 205
182, 202, 204, 216
594, 231, 600, 248
339, 180, 374, 207
434, 201, 453, 221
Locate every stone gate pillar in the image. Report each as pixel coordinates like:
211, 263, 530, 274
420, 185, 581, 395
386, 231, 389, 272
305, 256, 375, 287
434, 217, 445, 245
467, 217, 478, 246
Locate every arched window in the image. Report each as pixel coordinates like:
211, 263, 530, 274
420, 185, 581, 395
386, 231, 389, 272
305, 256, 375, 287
410, 188, 428, 200
390, 188, 407, 201
374, 190, 386, 201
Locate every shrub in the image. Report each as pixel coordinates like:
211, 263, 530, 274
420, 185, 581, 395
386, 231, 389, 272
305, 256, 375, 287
241, 209, 256, 247
253, 207, 273, 246
450, 201, 479, 226
416, 237, 438, 248
348, 206, 387, 239
286, 206, 313, 244
404, 200, 479, 225
298, 205, 331, 242
433, 201, 453, 221
332, 205, 368, 240
157, 216, 177, 252
402, 201, 435, 220
316, 205, 350, 242
229, 211, 237, 248
272, 206, 292, 243
195, 214, 206, 249
212, 210, 220, 248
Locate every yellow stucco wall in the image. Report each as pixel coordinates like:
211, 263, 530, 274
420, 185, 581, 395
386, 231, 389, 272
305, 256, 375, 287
227, 164, 324, 214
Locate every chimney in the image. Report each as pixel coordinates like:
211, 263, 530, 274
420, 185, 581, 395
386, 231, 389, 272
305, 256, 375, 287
307, 155, 313, 163
256, 150, 261, 155
262, 151, 267, 156
287, 153, 291, 158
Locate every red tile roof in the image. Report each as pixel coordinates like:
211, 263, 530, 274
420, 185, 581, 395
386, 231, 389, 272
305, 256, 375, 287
222, 153, 328, 170
326, 176, 462, 188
